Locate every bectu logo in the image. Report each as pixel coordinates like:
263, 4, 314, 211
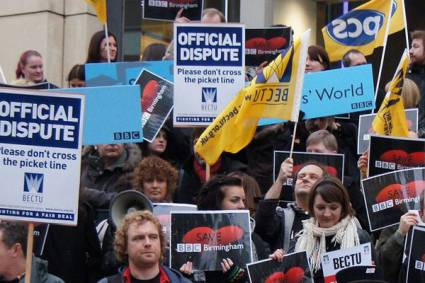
326, 10, 385, 46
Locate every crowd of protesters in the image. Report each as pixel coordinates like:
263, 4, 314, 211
1, 6, 425, 283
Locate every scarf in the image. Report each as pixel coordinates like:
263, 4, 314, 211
193, 157, 221, 183
295, 215, 360, 272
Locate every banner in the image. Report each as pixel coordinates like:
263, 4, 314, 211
143, 0, 203, 22
302, 64, 375, 119
361, 168, 425, 231
85, 61, 173, 87
194, 30, 310, 165
322, 0, 392, 62
170, 210, 252, 271
245, 27, 292, 67
367, 134, 425, 177
55, 85, 143, 145
321, 243, 372, 283
0, 88, 84, 225
246, 251, 312, 283
372, 50, 410, 137
173, 23, 245, 126
274, 150, 344, 201
406, 225, 425, 283
134, 70, 173, 142
357, 108, 418, 154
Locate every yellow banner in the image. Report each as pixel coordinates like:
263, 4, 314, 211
389, 0, 406, 35
85, 0, 107, 24
322, 0, 392, 62
372, 50, 410, 137
194, 31, 310, 165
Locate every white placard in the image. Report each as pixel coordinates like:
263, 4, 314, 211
0, 88, 84, 225
173, 23, 245, 126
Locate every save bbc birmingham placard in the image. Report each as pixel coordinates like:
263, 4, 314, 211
173, 23, 245, 126
0, 88, 84, 225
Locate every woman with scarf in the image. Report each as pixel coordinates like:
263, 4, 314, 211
289, 176, 372, 283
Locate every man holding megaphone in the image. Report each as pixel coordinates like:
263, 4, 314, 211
98, 211, 191, 283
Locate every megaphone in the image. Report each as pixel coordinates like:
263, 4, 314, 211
110, 190, 153, 228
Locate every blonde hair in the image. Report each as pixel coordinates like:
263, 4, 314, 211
384, 78, 420, 109
113, 211, 166, 262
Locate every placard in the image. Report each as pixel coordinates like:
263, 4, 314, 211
361, 168, 425, 231
406, 225, 425, 283
153, 203, 197, 240
170, 210, 252, 271
54, 85, 143, 145
245, 27, 292, 67
367, 134, 425, 177
134, 70, 173, 142
357, 109, 418, 154
143, 0, 203, 22
173, 23, 245, 126
0, 88, 84, 225
85, 61, 173, 87
246, 251, 312, 283
321, 243, 372, 283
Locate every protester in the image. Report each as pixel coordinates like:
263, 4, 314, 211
342, 49, 368, 67
81, 143, 142, 218
255, 160, 327, 251
290, 176, 372, 283
67, 64, 86, 88
228, 171, 262, 216
375, 191, 425, 283
141, 43, 167, 61
180, 175, 271, 283
0, 221, 64, 283
305, 45, 330, 73
98, 211, 191, 283
408, 30, 425, 138
86, 31, 118, 63
12, 50, 57, 87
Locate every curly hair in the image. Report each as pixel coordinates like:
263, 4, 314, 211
114, 211, 166, 263
132, 156, 178, 202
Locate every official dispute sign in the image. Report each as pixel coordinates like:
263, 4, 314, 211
367, 135, 425, 177
247, 251, 312, 283
0, 88, 84, 225
170, 210, 252, 271
173, 23, 245, 126
321, 243, 372, 283
361, 168, 425, 231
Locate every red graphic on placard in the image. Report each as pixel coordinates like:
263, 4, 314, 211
246, 37, 287, 51
378, 150, 425, 167
182, 225, 244, 245
375, 180, 425, 204
264, 271, 285, 283
285, 267, 305, 283
142, 80, 159, 112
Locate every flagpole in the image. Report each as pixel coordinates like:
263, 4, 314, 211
401, 0, 410, 49
289, 121, 298, 159
206, 163, 210, 181
372, 2, 393, 113
104, 23, 111, 63
24, 223, 34, 283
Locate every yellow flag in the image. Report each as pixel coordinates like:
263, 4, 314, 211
372, 50, 409, 137
85, 0, 107, 24
322, 0, 392, 62
194, 31, 310, 165
389, 0, 406, 35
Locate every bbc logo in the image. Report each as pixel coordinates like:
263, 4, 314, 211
113, 131, 140, 140
372, 200, 394, 213
177, 243, 202, 253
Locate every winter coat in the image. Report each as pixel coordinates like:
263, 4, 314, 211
407, 64, 425, 138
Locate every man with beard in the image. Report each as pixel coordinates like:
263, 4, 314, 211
98, 211, 190, 283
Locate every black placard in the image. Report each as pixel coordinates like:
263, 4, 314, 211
143, 0, 203, 22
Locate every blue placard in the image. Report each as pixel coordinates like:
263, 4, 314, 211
0, 91, 81, 149
258, 64, 375, 125
85, 61, 173, 87
176, 25, 244, 67
52, 85, 143, 145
